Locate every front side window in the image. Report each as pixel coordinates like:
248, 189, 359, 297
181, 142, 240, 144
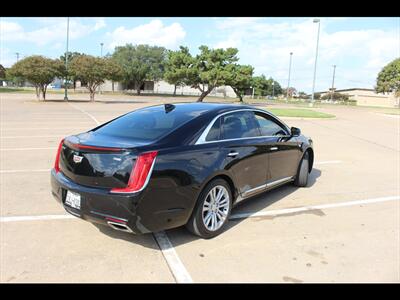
254, 113, 288, 136
221, 111, 260, 140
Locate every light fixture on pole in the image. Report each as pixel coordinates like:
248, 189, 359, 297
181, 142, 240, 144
64, 17, 70, 101
310, 18, 321, 107
330, 65, 336, 102
286, 52, 293, 101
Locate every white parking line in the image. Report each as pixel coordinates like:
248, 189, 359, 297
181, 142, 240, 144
68, 103, 100, 125
0, 214, 75, 222
0, 148, 56, 151
0, 169, 51, 173
314, 160, 342, 165
153, 231, 193, 283
0, 135, 63, 139
230, 195, 400, 220
1, 127, 87, 130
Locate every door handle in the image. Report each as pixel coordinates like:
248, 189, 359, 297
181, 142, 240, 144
227, 151, 239, 157
270, 147, 278, 151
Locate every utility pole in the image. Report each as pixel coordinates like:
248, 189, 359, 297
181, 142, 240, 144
272, 81, 275, 99
330, 65, 336, 102
310, 18, 321, 107
15, 52, 20, 62
64, 17, 70, 101
286, 52, 293, 101
99, 42, 104, 95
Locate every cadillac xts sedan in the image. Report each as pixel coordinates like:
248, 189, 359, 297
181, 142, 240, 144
51, 103, 314, 238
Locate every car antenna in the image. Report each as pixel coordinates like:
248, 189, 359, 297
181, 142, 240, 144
164, 103, 175, 113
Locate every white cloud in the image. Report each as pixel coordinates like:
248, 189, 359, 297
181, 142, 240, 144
211, 18, 399, 92
106, 19, 186, 50
0, 18, 106, 47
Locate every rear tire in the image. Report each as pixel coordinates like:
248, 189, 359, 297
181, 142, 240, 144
186, 178, 232, 239
294, 152, 309, 187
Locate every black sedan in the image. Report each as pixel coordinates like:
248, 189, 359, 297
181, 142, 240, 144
51, 103, 313, 238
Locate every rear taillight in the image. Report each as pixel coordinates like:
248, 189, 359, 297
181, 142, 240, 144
54, 138, 65, 173
110, 151, 158, 194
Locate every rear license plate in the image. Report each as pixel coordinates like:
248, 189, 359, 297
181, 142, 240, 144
65, 190, 81, 210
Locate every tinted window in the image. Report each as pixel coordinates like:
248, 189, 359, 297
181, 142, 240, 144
221, 111, 260, 140
94, 105, 199, 142
254, 113, 288, 136
205, 117, 221, 141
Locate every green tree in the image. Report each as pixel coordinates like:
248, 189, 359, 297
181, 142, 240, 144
69, 55, 123, 101
282, 87, 297, 98
297, 91, 309, 99
376, 58, 400, 97
0, 64, 6, 80
60, 51, 84, 90
187, 46, 240, 102
321, 92, 349, 101
112, 44, 167, 95
252, 75, 281, 97
8, 55, 64, 100
225, 64, 254, 102
164, 46, 193, 96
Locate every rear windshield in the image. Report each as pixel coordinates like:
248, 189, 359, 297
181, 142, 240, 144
93, 105, 202, 142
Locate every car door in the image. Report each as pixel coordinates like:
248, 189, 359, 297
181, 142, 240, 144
253, 112, 301, 185
216, 111, 269, 198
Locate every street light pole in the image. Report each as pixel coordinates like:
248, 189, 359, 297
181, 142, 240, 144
330, 64, 336, 102
272, 81, 275, 99
286, 52, 293, 101
15, 52, 20, 62
64, 17, 70, 101
99, 42, 104, 95
310, 18, 321, 107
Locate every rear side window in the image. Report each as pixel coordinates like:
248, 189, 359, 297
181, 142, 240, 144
221, 111, 260, 140
205, 117, 222, 141
94, 106, 197, 142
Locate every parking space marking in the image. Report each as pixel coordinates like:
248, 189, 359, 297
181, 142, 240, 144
153, 231, 193, 283
230, 195, 400, 220
0, 214, 75, 222
1, 127, 87, 130
0, 148, 56, 151
314, 160, 342, 165
1, 135, 63, 139
68, 103, 100, 125
0, 169, 51, 173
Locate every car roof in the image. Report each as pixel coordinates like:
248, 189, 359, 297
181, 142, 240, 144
141, 102, 256, 117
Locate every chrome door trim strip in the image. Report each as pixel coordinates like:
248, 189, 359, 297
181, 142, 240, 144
195, 108, 291, 145
266, 176, 294, 188
235, 176, 294, 204
242, 184, 267, 198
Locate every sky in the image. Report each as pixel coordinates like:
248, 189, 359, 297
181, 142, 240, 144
1, 17, 399, 93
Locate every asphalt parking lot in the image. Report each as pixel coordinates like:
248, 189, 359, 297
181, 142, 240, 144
1, 93, 399, 283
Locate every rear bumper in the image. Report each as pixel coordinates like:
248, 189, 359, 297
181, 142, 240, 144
51, 169, 188, 234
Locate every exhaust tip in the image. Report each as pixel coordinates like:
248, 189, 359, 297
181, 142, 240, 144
107, 221, 133, 233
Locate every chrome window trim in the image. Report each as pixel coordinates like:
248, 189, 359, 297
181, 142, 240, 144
195, 108, 291, 145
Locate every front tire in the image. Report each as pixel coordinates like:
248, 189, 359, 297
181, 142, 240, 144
294, 152, 309, 187
186, 179, 232, 239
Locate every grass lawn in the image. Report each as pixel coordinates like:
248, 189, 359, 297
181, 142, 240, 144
266, 108, 335, 118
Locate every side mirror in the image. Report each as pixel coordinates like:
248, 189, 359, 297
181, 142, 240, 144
291, 127, 301, 137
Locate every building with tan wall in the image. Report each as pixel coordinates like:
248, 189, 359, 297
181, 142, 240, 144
319, 88, 399, 108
